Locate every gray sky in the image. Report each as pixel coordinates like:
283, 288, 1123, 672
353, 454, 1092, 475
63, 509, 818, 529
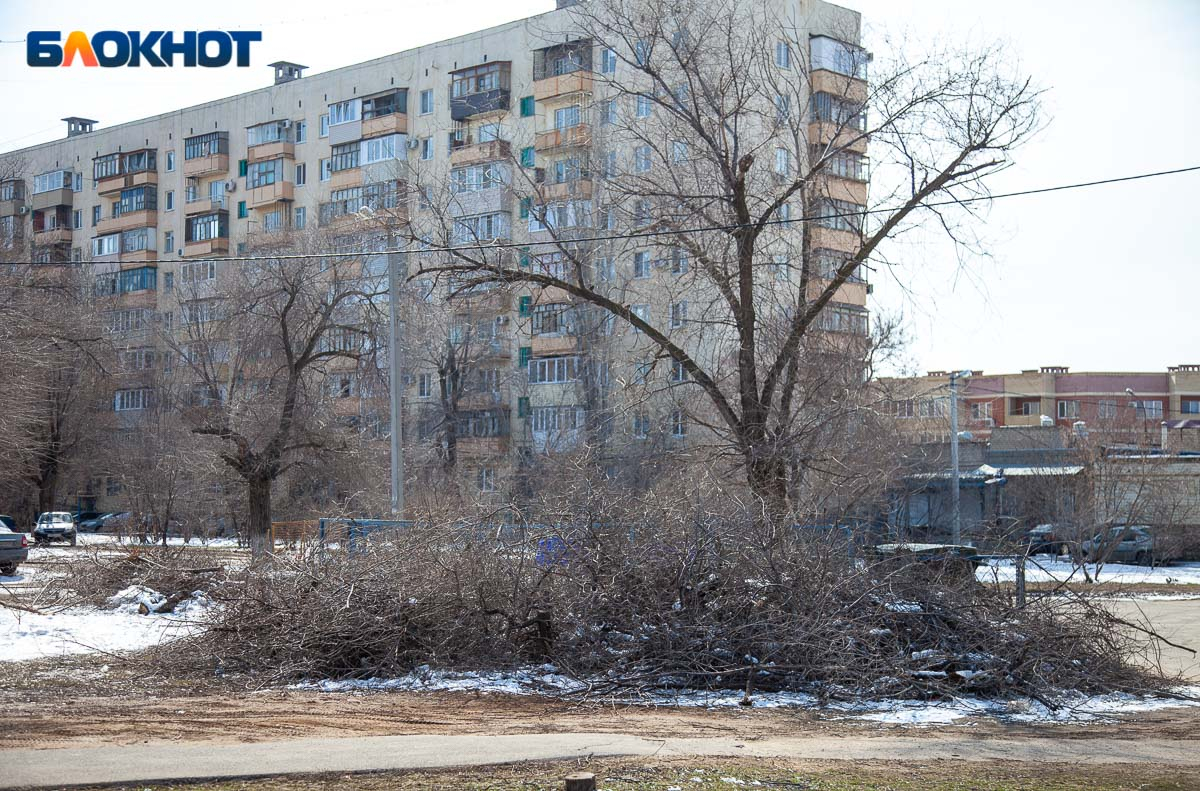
2, 0, 1197, 376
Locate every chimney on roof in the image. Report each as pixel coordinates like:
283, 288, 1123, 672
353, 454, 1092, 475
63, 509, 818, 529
556, 0, 581, 7
62, 117, 97, 137
269, 61, 307, 85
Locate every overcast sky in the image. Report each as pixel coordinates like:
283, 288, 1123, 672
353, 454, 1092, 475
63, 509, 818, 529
1, 0, 1197, 377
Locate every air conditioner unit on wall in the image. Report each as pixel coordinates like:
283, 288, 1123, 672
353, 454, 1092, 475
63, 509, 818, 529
225, 180, 238, 192
406, 139, 420, 150
281, 119, 292, 128
17, 206, 29, 215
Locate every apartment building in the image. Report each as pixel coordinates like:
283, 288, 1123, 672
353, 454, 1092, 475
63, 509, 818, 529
880, 365, 1200, 448
0, 0, 872, 506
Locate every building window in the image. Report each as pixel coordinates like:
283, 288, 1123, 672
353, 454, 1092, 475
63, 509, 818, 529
632, 413, 651, 438
554, 105, 581, 130
775, 41, 791, 68
166, 151, 176, 172
163, 272, 173, 291
1098, 399, 1117, 419
635, 95, 652, 119
329, 142, 360, 172
601, 48, 617, 74
775, 147, 791, 175
247, 158, 284, 188
670, 359, 688, 383
775, 93, 790, 121
528, 355, 580, 384
92, 234, 119, 257
1130, 400, 1163, 419
599, 99, 617, 126
294, 120, 306, 143
670, 301, 687, 328
91, 205, 101, 226
633, 251, 651, 278
295, 163, 307, 186
418, 373, 432, 398
671, 410, 687, 437
530, 405, 584, 433
479, 467, 496, 493
184, 132, 228, 159
1057, 400, 1080, 419
630, 304, 650, 332
634, 145, 652, 173
180, 260, 218, 282
114, 388, 152, 412
186, 213, 228, 243
165, 190, 174, 211
893, 400, 915, 419
970, 401, 992, 421
420, 137, 433, 161
419, 88, 434, 115
319, 159, 331, 182
247, 121, 292, 147
450, 163, 508, 193
319, 114, 329, 137
328, 99, 361, 126
294, 206, 306, 229
814, 198, 864, 233
519, 146, 535, 168
810, 35, 870, 80
72, 209, 82, 229
361, 134, 403, 164
810, 92, 867, 131
1182, 398, 1200, 415
163, 230, 174, 253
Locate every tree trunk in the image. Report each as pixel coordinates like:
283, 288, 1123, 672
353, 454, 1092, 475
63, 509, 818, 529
247, 476, 273, 561
747, 453, 789, 525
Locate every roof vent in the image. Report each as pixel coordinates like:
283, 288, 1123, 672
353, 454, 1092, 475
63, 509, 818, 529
62, 117, 97, 137
269, 61, 307, 85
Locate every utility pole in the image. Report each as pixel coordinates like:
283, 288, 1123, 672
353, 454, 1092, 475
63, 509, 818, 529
949, 369, 972, 546
387, 242, 405, 518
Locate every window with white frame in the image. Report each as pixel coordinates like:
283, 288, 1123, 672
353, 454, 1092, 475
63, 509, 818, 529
180, 261, 218, 282
771, 254, 789, 281
594, 257, 614, 282
1098, 399, 1117, 419
601, 48, 617, 74
419, 89, 434, 115
671, 410, 687, 437
775, 93, 790, 121
672, 140, 688, 163
479, 466, 496, 492
417, 373, 432, 398
114, 388, 152, 412
319, 114, 329, 137
670, 358, 688, 382
810, 35, 870, 80
774, 147, 791, 175
635, 95, 652, 118
528, 355, 580, 384
671, 248, 689, 274
893, 399, 915, 418
630, 304, 650, 331
599, 99, 617, 125
453, 212, 511, 244
554, 105, 581, 129
1057, 400, 1080, 419
1130, 399, 1163, 419
247, 158, 284, 188
92, 234, 119, 257
633, 251, 651, 278
451, 163, 508, 193
600, 151, 618, 179
247, 121, 291, 146
294, 120, 307, 143
420, 137, 433, 160
918, 398, 947, 418
634, 144, 652, 173
775, 41, 791, 68
670, 301, 687, 328
320, 158, 331, 181
970, 401, 993, 421
294, 206, 306, 229
530, 405, 584, 433
361, 134, 404, 164
328, 99, 361, 126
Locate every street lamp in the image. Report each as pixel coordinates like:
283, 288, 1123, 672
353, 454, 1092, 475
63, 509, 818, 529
355, 206, 405, 518
949, 369, 973, 546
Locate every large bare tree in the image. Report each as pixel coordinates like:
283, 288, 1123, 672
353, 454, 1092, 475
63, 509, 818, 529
411, 0, 1042, 518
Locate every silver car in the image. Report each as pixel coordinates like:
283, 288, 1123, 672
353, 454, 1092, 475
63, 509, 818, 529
32, 511, 77, 546
1082, 526, 1155, 566
0, 525, 29, 576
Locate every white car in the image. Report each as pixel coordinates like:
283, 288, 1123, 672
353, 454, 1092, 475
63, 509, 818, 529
32, 512, 77, 546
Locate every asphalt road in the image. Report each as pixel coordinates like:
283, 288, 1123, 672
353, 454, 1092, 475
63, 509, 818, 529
7, 731, 1200, 789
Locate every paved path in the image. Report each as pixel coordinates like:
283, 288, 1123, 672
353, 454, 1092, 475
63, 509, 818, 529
6, 731, 1199, 789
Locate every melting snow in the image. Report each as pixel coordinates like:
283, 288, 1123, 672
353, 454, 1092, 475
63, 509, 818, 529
979, 558, 1200, 586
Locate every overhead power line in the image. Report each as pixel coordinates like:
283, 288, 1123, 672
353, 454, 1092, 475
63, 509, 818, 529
2, 164, 1198, 268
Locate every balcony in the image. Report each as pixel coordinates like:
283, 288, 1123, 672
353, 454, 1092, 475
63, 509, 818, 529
539, 178, 593, 202
362, 113, 408, 138
185, 195, 229, 216
815, 174, 868, 206
447, 287, 512, 314
808, 121, 868, 155
248, 140, 295, 164
456, 435, 510, 458
450, 139, 512, 168
247, 181, 294, 208
329, 167, 362, 190
449, 62, 512, 122
96, 209, 157, 235
808, 225, 860, 254
0, 181, 26, 216
534, 124, 592, 153
31, 187, 73, 211
532, 334, 577, 356
182, 238, 230, 258
805, 277, 868, 307
811, 69, 868, 103
460, 390, 508, 410
450, 89, 512, 121
184, 153, 229, 178
33, 227, 71, 245
97, 170, 159, 197
120, 249, 158, 264
533, 71, 593, 102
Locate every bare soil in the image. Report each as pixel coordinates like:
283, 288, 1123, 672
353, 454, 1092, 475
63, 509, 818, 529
3, 653, 1200, 753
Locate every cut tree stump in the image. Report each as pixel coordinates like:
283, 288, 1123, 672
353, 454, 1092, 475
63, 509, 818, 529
565, 772, 596, 791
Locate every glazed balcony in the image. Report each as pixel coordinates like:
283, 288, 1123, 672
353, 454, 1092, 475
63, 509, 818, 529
808, 121, 869, 155
97, 169, 159, 197
449, 62, 512, 122
0, 181, 26, 217
185, 194, 229, 216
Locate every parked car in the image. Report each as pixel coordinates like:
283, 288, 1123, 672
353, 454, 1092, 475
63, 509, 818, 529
32, 512, 78, 546
96, 512, 132, 533
1027, 524, 1066, 555
0, 525, 30, 576
0, 515, 16, 530
73, 511, 105, 531
1082, 526, 1156, 566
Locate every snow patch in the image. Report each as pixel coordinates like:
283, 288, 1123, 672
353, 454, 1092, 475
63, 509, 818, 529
979, 558, 1200, 586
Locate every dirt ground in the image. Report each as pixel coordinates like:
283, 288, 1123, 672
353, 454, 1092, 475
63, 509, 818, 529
3, 651, 1200, 754
54, 756, 1200, 791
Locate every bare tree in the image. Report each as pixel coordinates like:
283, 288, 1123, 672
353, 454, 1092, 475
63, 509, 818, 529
166, 229, 387, 557
409, 0, 1041, 520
